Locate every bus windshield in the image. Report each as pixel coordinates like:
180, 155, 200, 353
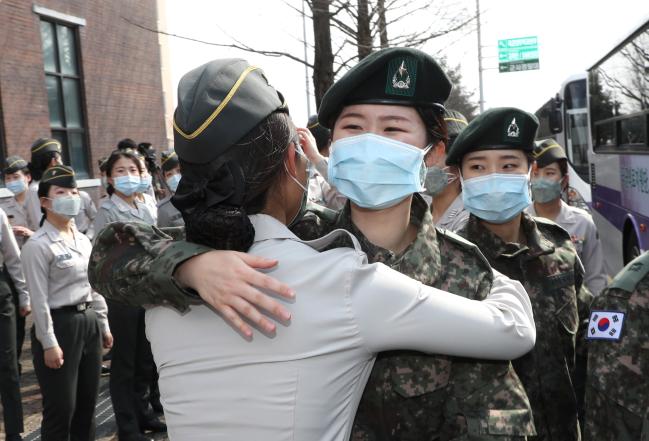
564, 79, 590, 181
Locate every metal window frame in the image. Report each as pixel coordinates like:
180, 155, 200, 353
36, 13, 92, 178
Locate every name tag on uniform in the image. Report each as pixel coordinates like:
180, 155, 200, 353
586, 310, 625, 341
55, 252, 73, 262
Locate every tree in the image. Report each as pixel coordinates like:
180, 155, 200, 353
440, 60, 479, 120
296, 0, 476, 105
122, 0, 476, 109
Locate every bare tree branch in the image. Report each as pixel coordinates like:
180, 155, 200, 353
120, 16, 313, 68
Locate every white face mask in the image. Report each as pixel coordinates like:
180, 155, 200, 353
47, 195, 82, 219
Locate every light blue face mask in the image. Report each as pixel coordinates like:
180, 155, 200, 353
6, 179, 27, 195
138, 175, 152, 193
113, 175, 141, 196
328, 133, 431, 210
461, 172, 531, 224
50, 195, 82, 219
531, 178, 562, 203
166, 174, 181, 193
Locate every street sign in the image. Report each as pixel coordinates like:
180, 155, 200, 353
498, 36, 539, 73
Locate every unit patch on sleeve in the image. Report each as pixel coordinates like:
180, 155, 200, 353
586, 310, 625, 341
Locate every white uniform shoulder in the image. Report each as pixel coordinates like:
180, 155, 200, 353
565, 203, 595, 223
99, 196, 117, 211
22, 228, 51, 251
157, 195, 173, 209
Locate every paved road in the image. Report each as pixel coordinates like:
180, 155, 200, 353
0, 316, 168, 441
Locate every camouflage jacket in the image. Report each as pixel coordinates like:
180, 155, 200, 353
457, 213, 593, 441
296, 196, 535, 440
89, 198, 534, 439
584, 251, 649, 440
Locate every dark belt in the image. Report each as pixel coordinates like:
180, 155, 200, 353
50, 302, 92, 313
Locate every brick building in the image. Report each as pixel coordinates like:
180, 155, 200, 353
0, 0, 169, 199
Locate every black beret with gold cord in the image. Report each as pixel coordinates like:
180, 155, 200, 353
446, 107, 539, 166
31, 138, 62, 160
173, 59, 287, 165
160, 149, 179, 172
171, 58, 287, 215
318, 47, 452, 128
3, 156, 29, 175
532, 138, 568, 169
40, 165, 76, 188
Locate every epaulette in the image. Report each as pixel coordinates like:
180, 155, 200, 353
532, 216, 571, 243
437, 227, 492, 270
608, 251, 649, 293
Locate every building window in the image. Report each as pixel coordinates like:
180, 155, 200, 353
39, 19, 90, 178
0, 92, 6, 170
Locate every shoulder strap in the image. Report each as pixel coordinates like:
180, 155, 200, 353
609, 251, 649, 292
301, 228, 363, 253
437, 227, 492, 271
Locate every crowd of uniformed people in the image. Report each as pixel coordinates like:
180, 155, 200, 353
0, 46, 647, 441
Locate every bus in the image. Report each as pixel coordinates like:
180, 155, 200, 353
535, 18, 649, 275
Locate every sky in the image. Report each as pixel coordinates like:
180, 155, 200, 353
162, 0, 649, 125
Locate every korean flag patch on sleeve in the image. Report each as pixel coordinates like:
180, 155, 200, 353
586, 310, 625, 341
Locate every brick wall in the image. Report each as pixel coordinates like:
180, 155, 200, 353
0, 0, 167, 182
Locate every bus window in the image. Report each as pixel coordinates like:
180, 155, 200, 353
619, 114, 647, 148
594, 120, 616, 149
566, 111, 591, 182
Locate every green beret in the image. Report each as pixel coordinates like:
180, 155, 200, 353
161, 149, 180, 172
3, 156, 29, 175
31, 138, 62, 159
173, 59, 287, 164
444, 109, 468, 149
318, 47, 451, 128
40, 165, 76, 188
446, 107, 539, 166
532, 138, 567, 168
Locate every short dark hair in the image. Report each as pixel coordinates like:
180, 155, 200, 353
104, 150, 143, 195
29, 151, 60, 181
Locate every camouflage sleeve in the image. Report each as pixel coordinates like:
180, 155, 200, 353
584, 275, 649, 440
573, 257, 594, 425
88, 221, 213, 312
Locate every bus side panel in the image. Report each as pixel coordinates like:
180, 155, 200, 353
591, 154, 649, 274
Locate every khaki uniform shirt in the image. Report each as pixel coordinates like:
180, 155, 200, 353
0, 207, 29, 307
308, 172, 347, 211
436, 194, 470, 232
21, 220, 109, 349
527, 200, 608, 296
157, 195, 184, 228
25, 181, 41, 231
74, 190, 98, 238
0, 194, 30, 248
94, 193, 157, 235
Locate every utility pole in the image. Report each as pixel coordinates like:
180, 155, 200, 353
476, 0, 485, 113
302, 0, 311, 116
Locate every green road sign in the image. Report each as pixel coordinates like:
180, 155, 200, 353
498, 36, 539, 73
